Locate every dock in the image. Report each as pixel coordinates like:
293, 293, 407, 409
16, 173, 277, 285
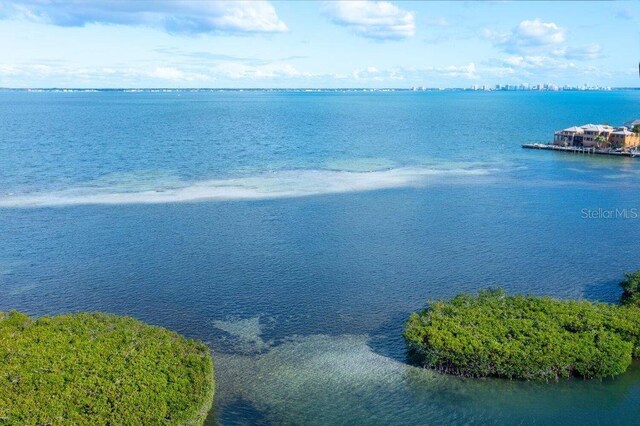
522, 143, 639, 158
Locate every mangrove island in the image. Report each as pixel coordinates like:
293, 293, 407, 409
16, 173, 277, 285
0, 312, 215, 425
405, 271, 640, 381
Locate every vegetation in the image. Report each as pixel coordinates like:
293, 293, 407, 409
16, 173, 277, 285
632, 124, 640, 134
405, 272, 640, 381
594, 135, 607, 148
620, 270, 640, 307
0, 312, 214, 425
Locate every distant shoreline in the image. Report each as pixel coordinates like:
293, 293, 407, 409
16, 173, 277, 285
1, 87, 638, 92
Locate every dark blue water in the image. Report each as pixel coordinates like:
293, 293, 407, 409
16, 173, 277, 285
1, 91, 640, 425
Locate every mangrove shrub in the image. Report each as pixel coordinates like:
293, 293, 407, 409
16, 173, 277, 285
405, 287, 640, 381
0, 311, 215, 425
620, 270, 640, 307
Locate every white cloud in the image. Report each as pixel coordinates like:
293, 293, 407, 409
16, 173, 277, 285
500, 55, 578, 73
324, 1, 415, 40
0, 64, 18, 76
481, 28, 510, 44
481, 65, 516, 78
483, 18, 603, 69
554, 43, 602, 61
147, 67, 186, 80
491, 52, 629, 82
483, 19, 566, 54
0, 58, 623, 88
213, 62, 316, 80
351, 62, 480, 82
425, 17, 449, 27
352, 66, 405, 81
0, 61, 487, 87
438, 63, 477, 79
0, 63, 212, 84
0, 0, 288, 34
513, 19, 566, 46
0, 60, 335, 87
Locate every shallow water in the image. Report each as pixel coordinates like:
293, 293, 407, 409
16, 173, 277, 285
1, 90, 640, 424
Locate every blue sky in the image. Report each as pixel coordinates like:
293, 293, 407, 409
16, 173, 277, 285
0, 1, 638, 88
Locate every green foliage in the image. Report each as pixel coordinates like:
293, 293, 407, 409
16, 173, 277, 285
0, 311, 214, 425
620, 271, 640, 307
633, 124, 640, 134
404, 288, 640, 381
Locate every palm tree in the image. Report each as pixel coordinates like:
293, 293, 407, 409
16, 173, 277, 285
633, 124, 640, 134
595, 135, 607, 148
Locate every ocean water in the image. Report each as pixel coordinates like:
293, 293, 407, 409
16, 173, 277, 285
1, 90, 640, 425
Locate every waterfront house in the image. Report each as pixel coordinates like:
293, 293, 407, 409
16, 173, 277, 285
624, 119, 640, 130
610, 128, 640, 148
553, 120, 639, 149
553, 126, 584, 146
580, 124, 614, 147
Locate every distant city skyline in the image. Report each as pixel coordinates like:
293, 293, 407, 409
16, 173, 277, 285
0, 1, 638, 88
2, 83, 631, 92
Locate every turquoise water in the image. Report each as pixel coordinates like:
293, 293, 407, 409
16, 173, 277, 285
1, 90, 640, 424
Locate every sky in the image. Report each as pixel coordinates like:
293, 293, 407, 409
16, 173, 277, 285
0, 0, 638, 88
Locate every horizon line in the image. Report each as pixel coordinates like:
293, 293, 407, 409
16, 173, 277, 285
1, 87, 639, 91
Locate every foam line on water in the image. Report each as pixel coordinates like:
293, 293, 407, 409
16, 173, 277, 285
0, 167, 494, 208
